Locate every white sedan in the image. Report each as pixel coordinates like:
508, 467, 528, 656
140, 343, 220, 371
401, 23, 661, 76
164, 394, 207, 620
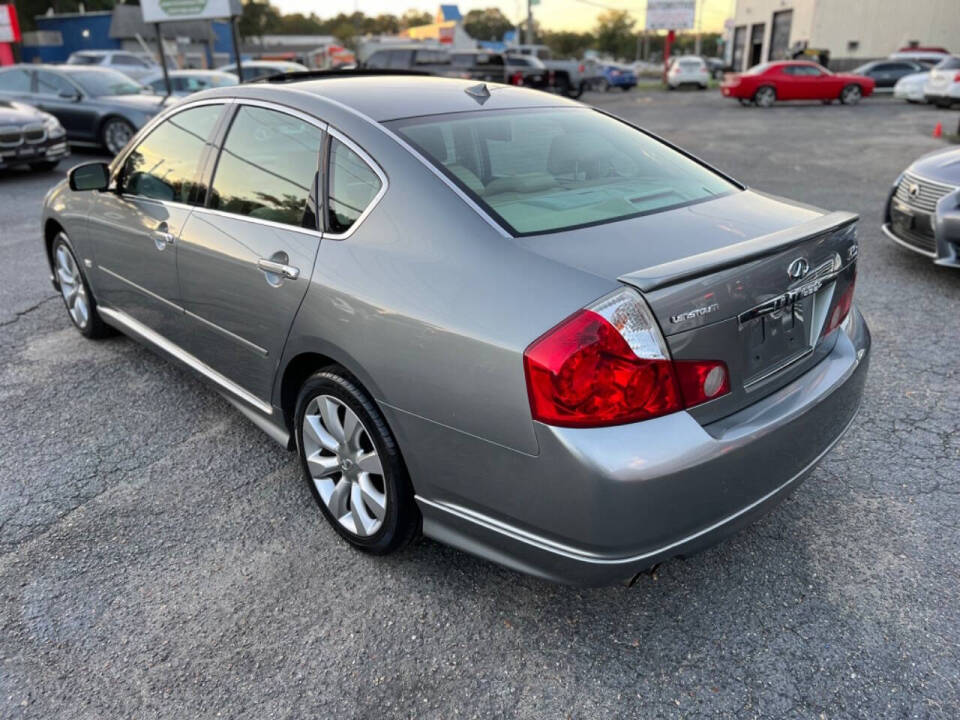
893, 71, 930, 103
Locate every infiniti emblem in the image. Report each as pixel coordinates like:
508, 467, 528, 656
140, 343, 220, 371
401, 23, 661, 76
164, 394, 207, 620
787, 257, 810, 280
908, 182, 920, 198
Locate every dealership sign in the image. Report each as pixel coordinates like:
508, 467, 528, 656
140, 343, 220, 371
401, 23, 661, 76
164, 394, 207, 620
645, 0, 696, 31
141, 0, 240, 23
0, 4, 21, 43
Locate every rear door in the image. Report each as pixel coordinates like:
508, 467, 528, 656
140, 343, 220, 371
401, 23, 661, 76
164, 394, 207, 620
89, 102, 226, 341
174, 102, 327, 402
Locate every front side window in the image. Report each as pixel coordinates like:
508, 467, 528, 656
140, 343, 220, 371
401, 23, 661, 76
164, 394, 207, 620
389, 108, 737, 236
36, 70, 75, 96
326, 137, 383, 234
209, 106, 324, 227
118, 104, 223, 203
0, 69, 31, 92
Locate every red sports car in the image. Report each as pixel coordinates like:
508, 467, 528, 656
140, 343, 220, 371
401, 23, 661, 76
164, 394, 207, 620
721, 61, 875, 107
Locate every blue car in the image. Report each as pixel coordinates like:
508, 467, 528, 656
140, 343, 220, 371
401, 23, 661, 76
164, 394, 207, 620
600, 64, 637, 91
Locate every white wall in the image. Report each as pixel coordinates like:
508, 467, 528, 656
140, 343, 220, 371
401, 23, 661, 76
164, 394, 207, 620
731, 0, 958, 69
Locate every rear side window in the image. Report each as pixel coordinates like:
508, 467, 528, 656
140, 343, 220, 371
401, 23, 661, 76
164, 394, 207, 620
36, 70, 75, 96
0, 69, 31, 92
389, 107, 737, 236
210, 105, 324, 227
326, 137, 383, 234
934, 57, 960, 70
118, 104, 224, 203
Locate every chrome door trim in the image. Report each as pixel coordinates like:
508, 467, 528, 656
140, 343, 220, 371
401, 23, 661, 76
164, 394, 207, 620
233, 97, 329, 132
316, 94, 511, 239
99, 265, 270, 357
98, 305, 273, 415
322, 126, 389, 241
98, 265, 184, 312
183, 308, 269, 357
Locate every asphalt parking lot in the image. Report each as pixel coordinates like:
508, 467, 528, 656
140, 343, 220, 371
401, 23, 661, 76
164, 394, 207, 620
1, 90, 958, 719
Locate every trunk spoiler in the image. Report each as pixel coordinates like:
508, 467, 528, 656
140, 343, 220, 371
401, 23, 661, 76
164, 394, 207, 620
619, 211, 858, 293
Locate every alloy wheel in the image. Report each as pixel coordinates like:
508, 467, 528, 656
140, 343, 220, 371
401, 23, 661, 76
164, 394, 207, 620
755, 87, 775, 107
302, 394, 387, 538
842, 85, 862, 105
104, 120, 133, 154
55, 239, 89, 330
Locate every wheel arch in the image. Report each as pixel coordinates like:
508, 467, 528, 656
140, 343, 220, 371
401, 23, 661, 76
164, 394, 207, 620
97, 113, 136, 149
43, 218, 65, 284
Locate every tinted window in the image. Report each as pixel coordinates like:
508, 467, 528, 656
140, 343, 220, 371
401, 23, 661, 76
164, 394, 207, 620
452, 54, 474, 67
366, 51, 390, 69
118, 105, 223, 203
390, 108, 736, 236
327, 137, 383, 234
36, 70, 76, 96
112, 54, 146, 67
415, 50, 450, 65
210, 106, 323, 227
387, 50, 413, 69
68, 54, 102, 65
0, 69, 31, 92
507, 56, 530, 67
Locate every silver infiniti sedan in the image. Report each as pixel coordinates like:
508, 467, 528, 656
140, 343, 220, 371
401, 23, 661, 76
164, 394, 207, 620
41, 76, 870, 585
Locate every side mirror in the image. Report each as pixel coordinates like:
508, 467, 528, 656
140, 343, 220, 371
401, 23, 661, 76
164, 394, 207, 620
69, 162, 111, 192
58, 89, 81, 102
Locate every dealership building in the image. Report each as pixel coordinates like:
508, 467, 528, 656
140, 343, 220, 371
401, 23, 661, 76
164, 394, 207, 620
727, 0, 958, 70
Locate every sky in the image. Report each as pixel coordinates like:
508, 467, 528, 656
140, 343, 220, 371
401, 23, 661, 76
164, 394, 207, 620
270, 0, 737, 34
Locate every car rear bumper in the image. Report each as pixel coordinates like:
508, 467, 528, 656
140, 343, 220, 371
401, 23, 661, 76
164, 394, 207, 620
0, 136, 69, 168
410, 307, 871, 585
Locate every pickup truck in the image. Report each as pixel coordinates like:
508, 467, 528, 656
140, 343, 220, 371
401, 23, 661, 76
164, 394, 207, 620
506, 44, 602, 98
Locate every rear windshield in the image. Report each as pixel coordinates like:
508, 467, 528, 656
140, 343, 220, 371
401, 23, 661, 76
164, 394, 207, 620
387, 107, 737, 235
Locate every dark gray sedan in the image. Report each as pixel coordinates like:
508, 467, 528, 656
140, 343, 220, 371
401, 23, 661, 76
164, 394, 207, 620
884, 146, 960, 268
40, 76, 870, 585
0, 64, 173, 154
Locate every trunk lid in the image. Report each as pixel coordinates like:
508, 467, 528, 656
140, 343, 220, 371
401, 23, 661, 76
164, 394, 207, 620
515, 191, 859, 422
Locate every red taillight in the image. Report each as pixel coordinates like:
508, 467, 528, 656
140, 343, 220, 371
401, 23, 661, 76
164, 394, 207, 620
822, 276, 856, 337
674, 360, 730, 407
954, 71, 960, 82
523, 289, 729, 428
511, 71, 523, 85
578, 63, 585, 73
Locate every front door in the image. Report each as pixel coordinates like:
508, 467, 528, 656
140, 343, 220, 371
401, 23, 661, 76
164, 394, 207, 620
88, 103, 225, 341
33, 69, 100, 142
175, 104, 327, 403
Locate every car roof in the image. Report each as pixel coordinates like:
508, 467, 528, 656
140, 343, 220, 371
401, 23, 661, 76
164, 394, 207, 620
241, 75, 580, 122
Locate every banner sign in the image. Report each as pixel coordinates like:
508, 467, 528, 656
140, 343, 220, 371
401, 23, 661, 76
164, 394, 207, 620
645, 0, 696, 31
141, 0, 241, 24
0, 4, 21, 43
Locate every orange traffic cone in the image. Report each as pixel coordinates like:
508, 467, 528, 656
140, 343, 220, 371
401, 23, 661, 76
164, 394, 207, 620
933, 122, 943, 138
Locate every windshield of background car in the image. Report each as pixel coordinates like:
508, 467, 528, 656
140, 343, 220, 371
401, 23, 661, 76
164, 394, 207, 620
933, 57, 960, 70
388, 107, 738, 235
70, 70, 144, 96
67, 54, 102, 65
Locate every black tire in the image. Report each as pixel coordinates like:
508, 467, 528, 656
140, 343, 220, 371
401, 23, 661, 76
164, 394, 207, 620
295, 368, 419, 555
566, 80, 585, 99
620, 85, 631, 92
698, 83, 708, 90
51, 232, 112, 339
738, 98, 753, 106
30, 160, 60, 172
753, 85, 776, 107
100, 116, 135, 155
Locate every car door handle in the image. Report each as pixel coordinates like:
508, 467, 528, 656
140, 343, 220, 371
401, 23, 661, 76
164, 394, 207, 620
257, 258, 300, 280
152, 222, 175, 249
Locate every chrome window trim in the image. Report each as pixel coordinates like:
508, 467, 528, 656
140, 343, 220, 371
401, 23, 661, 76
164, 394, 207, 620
109, 97, 236, 175
188, 205, 325, 239
98, 305, 273, 415
314, 94, 512, 239
323, 126, 389, 241
201, 98, 328, 235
